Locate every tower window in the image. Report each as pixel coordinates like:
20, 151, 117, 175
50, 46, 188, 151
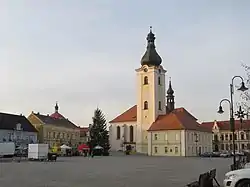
158, 101, 162, 110
158, 77, 161, 85
144, 76, 148, 85
144, 101, 148, 110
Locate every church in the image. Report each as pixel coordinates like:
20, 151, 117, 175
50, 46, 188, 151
109, 28, 212, 156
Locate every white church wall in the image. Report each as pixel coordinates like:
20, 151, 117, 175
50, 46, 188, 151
109, 122, 136, 151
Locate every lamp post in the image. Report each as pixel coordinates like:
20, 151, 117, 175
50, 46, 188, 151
218, 76, 248, 169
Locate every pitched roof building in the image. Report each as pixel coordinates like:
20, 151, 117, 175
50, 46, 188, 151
109, 28, 212, 156
28, 103, 80, 147
0, 112, 38, 145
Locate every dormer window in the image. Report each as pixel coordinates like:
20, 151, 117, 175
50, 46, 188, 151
144, 101, 148, 110
144, 76, 148, 85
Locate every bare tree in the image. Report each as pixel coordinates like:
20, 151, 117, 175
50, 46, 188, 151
239, 63, 250, 118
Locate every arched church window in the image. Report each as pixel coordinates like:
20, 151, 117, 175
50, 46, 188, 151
158, 77, 161, 85
144, 101, 148, 110
130, 126, 134, 142
117, 126, 121, 140
158, 101, 162, 110
144, 76, 148, 85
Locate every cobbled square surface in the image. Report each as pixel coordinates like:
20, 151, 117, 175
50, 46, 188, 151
0, 153, 232, 187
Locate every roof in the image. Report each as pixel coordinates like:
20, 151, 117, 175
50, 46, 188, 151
0, 113, 37, 132
201, 120, 250, 131
34, 113, 78, 129
141, 28, 162, 67
148, 108, 210, 132
50, 112, 65, 119
110, 105, 209, 132
109, 105, 137, 123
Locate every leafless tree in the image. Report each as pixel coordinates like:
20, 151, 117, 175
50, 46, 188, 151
239, 63, 250, 118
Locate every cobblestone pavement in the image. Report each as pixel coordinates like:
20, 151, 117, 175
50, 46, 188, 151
0, 154, 232, 187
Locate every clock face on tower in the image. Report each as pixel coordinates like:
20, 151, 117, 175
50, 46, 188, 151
144, 68, 148, 72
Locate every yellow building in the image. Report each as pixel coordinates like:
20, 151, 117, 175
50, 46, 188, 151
28, 103, 80, 148
201, 120, 250, 152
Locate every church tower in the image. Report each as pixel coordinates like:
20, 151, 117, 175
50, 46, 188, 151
135, 27, 167, 153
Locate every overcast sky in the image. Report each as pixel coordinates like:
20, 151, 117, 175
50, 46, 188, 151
0, 0, 249, 126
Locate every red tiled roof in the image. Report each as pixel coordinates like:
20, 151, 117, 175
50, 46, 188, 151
148, 108, 211, 132
201, 120, 250, 131
109, 105, 137, 123
50, 112, 65, 119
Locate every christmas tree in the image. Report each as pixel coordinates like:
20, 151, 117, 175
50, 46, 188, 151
89, 108, 110, 155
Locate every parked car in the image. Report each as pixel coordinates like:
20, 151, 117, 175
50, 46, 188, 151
200, 152, 213, 157
220, 151, 231, 158
212, 152, 221, 157
223, 168, 250, 187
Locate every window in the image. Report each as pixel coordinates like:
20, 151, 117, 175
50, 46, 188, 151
144, 76, 148, 85
241, 132, 245, 140
170, 148, 173, 152
158, 77, 161, 85
229, 134, 232, 140
154, 147, 158, 153
165, 147, 168, 153
116, 126, 121, 140
226, 144, 229, 150
175, 147, 178, 153
242, 144, 245, 150
175, 133, 179, 141
154, 134, 158, 140
220, 135, 224, 141
130, 126, 134, 142
144, 101, 148, 110
225, 134, 228, 140
158, 101, 162, 110
246, 133, 249, 140
165, 133, 168, 141
53, 132, 55, 138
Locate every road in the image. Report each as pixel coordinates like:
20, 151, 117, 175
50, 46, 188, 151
0, 154, 232, 187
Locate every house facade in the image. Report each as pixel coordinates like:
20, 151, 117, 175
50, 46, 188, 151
79, 127, 89, 144
0, 112, 38, 147
109, 28, 212, 156
201, 120, 250, 152
28, 103, 80, 148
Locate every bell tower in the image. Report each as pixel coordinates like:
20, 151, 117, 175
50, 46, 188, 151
135, 27, 166, 153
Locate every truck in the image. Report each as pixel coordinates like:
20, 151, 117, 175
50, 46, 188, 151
28, 144, 49, 161
0, 142, 15, 158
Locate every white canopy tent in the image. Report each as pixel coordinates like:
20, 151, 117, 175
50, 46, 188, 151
60, 144, 72, 149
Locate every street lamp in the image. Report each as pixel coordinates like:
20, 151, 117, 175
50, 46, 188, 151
218, 76, 248, 170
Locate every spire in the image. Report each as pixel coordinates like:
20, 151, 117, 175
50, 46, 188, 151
141, 26, 162, 67
167, 77, 174, 95
55, 102, 59, 112
166, 77, 175, 112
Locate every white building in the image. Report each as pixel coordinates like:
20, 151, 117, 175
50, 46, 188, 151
109, 28, 212, 156
0, 112, 38, 147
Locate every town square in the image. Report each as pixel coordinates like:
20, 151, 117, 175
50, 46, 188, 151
0, 1, 250, 187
